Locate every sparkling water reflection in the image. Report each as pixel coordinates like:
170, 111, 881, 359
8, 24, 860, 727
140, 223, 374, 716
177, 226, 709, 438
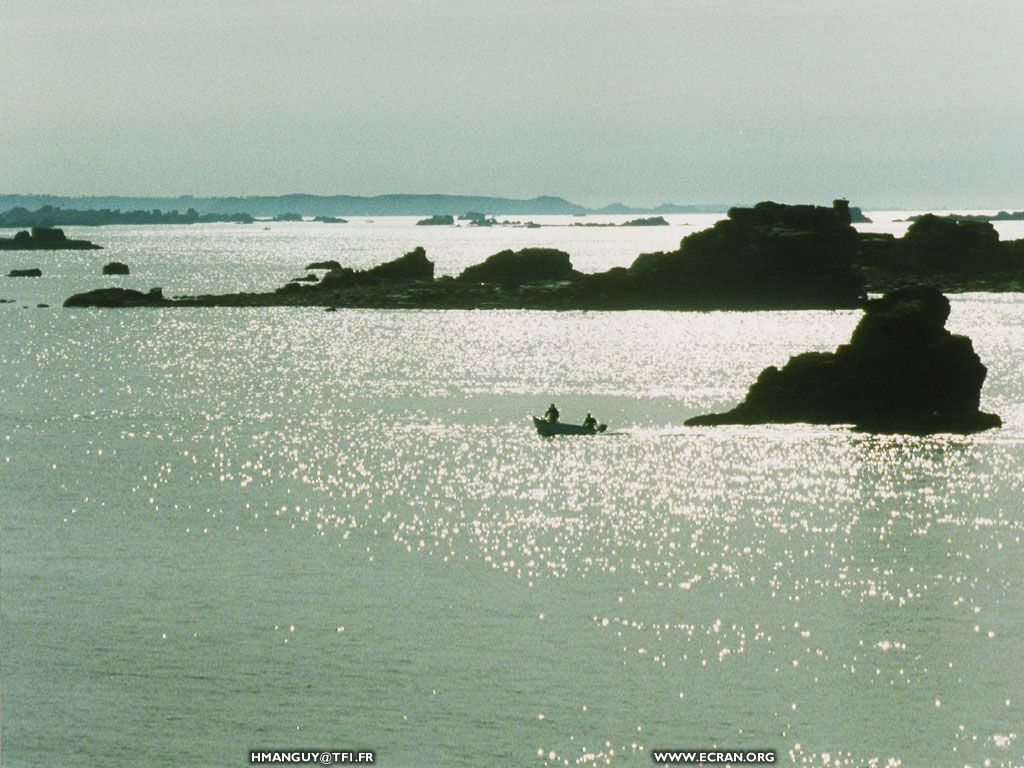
1, 223, 1022, 768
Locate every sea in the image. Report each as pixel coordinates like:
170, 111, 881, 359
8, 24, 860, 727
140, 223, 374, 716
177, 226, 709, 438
2, 212, 1023, 767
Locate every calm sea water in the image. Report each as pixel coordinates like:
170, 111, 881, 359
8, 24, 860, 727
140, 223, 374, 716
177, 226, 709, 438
2, 214, 1023, 767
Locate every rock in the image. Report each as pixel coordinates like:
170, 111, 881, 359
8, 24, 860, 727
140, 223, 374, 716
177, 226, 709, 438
313, 216, 348, 223
102, 261, 130, 275
305, 260, 342, 270
685, 286, 1001, 434
621, 216, 669, 226
899, 215, 1001, 270
37, 303, 49, 308
318, 267, 359, 290
0, 227, 102, 250
317, 247, 434, 290
273, 212, 304, 222
627, 199, 864, 308
456, 248, 578, 286
415, 214, 455, 226
63, 287, 166, 308
8, 268, 42, 277
361, 246, 434, 282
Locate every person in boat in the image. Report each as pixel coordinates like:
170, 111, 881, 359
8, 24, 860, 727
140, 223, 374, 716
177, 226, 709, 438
544, 403, 560, 423
582, 412, 597, 430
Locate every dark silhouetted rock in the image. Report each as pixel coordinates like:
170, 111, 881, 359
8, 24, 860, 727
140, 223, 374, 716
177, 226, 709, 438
456, 248, 578, 286
317, 267, 359, 290
899, 215, 1001, 269
626, 199, 865, 308
64, 287, 166, 307
415, 214, 455, 226
685, 287, 1001, 434
621, 216, 669, 226
306, 260, 342, 270
316, 247, 433, 290
362, 246, 434, 282
102, 261, 130, 275
313, 216, 348, 223
0, 227, 102, 250
290, 274, 319, 283
8, 268, 42, 277
853, 213, 1023, 292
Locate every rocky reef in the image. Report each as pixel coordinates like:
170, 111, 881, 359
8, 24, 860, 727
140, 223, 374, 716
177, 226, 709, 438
685, 287, 1001, 434
102, 261, 130, 275
64, 201, 870, 310
0, 227, 102, 250
8, 268, 43, 277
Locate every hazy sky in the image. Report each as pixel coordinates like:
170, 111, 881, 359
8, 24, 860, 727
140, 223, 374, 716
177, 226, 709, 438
2, 0, 1022, 207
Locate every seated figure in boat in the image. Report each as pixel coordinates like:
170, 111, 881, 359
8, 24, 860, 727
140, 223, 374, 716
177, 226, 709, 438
582, 412, 597, 430
544, 403, 560, 422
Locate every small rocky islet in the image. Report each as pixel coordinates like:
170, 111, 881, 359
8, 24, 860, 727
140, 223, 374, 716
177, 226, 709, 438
685, 286, 1001, 434
0, 226, 101, 251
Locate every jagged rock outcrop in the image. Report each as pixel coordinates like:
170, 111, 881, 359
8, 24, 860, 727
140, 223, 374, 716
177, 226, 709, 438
64, 287, 166, 307
102, 261, 130, 275
0, 227, 102, 250
305, 260, 342, 270
311, 247, 434, 291
686, 286, 1001, 434
456, 248, 578, 286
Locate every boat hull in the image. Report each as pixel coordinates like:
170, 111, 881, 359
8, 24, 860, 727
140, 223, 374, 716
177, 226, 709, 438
533, 417, 606, 436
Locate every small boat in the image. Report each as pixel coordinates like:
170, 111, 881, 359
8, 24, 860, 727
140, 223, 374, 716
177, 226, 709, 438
533, 416, 607, 436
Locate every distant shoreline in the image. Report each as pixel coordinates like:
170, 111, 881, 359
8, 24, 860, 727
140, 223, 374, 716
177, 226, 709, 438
0, 193, 733, 218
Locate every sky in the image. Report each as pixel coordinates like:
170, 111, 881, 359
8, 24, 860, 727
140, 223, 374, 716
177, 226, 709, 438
1, 0, 1022, 208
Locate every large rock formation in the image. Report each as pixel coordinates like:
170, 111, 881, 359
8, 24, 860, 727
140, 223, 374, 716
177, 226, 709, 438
686, 287, 1001, 434
626, 199, 865, 308
0, 227, 102, 250
456, 248, 578, 286
8, 268, 43, 277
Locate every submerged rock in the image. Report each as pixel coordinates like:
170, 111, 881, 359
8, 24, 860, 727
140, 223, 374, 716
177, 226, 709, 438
102, 261, 130, 275
685, 286, 1001, 434
8, 268, 42, 277
63, 287, 166, 308
456, 248, 577, 286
